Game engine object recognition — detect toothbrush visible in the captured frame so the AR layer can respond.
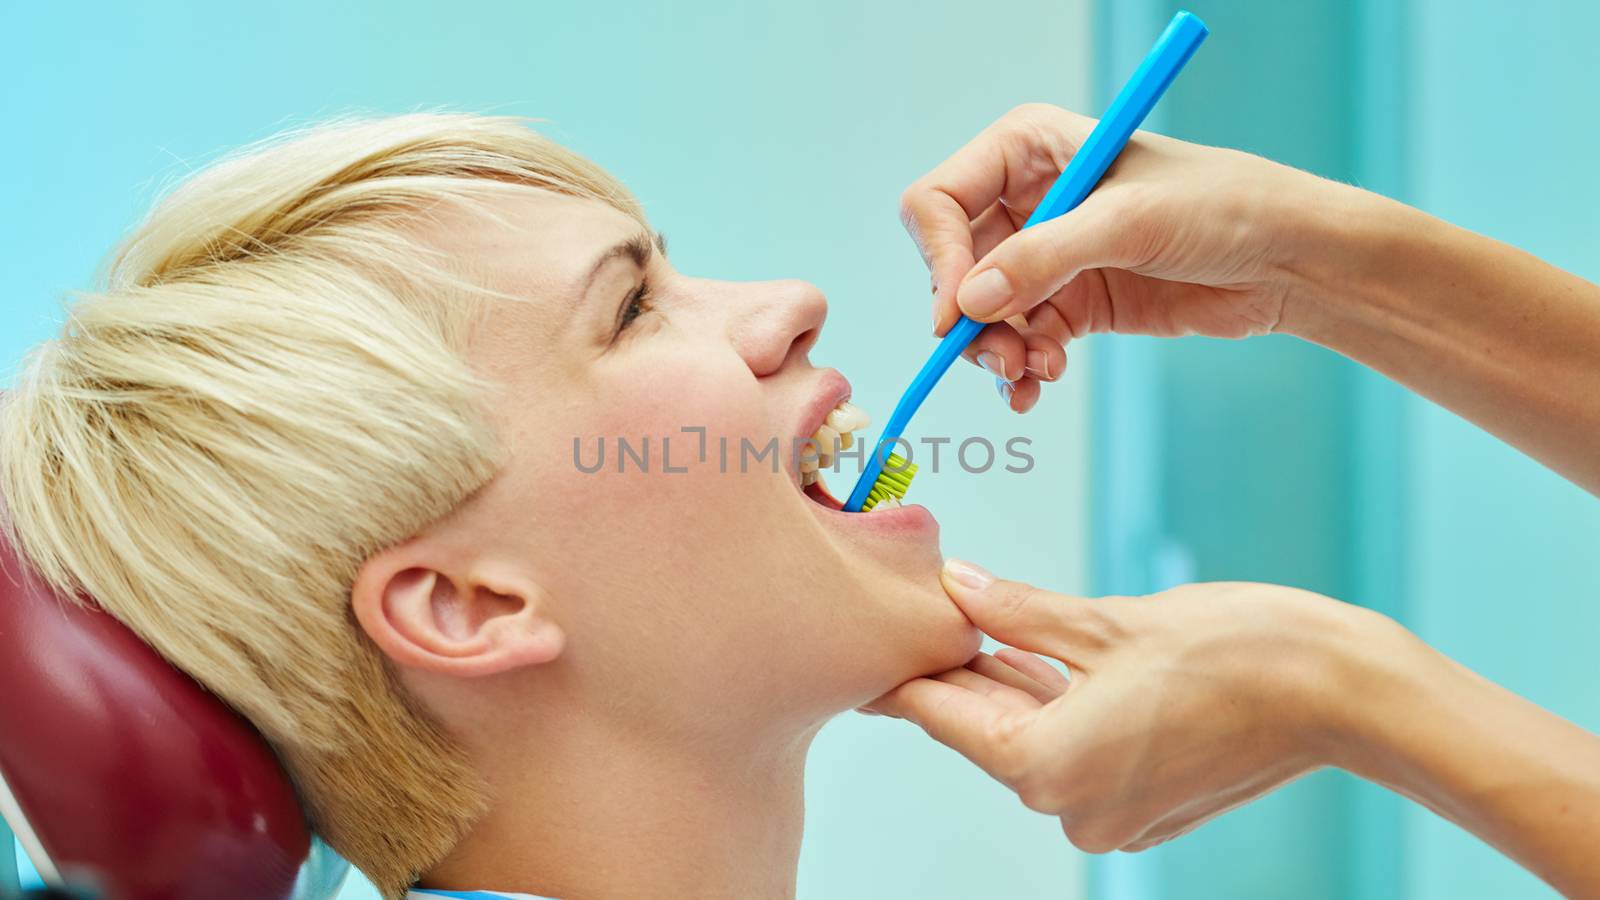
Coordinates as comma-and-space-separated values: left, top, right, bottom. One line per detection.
843, 9, 1209, 513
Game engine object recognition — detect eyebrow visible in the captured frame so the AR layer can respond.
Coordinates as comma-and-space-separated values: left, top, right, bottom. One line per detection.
582, 229, 668, 289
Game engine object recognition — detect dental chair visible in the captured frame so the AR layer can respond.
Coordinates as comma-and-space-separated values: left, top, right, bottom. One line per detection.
0, 497, 349, 900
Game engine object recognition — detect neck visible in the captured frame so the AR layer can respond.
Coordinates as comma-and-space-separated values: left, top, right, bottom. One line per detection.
423, 705, 817, 900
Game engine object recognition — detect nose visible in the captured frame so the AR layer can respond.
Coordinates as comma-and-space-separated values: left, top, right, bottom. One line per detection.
724, 279, 827, 377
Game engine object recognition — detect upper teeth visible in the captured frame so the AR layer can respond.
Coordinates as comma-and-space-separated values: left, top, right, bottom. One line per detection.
802, 399, 868, 486
825, 401, 869, 434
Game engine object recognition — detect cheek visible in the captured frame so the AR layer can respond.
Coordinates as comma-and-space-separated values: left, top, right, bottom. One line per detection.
507, 348, 802, 656
527, 347, 774, 540
588, 352, 761, 446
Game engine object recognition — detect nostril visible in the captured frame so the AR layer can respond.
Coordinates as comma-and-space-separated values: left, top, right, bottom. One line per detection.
735, 279, 828, 376
791, 326, 821, 359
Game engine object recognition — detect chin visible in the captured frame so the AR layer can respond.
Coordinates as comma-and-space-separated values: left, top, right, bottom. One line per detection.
786, 466, 979, 698
865, 507, 979, 674
900, 566, 985, 676
843, 536, 983, 703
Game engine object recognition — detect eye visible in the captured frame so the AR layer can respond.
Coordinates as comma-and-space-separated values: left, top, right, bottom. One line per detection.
616, 278, 654, 334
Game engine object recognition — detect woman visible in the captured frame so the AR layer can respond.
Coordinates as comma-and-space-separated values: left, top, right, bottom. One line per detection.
0, 114, 989, 899
871, 103, 1600, 898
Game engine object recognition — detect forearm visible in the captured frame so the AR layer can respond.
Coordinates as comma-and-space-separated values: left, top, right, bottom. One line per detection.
1328, 619, 1600, 897
1280, 182, 1600, 494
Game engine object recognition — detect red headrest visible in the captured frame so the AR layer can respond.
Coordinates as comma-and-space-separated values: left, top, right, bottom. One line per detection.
0, 512, 313, 899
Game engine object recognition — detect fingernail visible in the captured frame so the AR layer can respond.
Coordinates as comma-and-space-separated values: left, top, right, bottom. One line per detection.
1025, 350, 1048, 378
944, 558, 994, 591
959, 268, 1013, 319
976, 351, 1005, 377
996, 376, 1013, 404
932, 308, 941, 336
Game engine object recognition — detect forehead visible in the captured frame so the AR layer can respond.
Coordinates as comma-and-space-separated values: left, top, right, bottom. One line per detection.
421, 187, 646, 302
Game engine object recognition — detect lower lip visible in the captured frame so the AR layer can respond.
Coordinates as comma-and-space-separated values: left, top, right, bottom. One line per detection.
804, 480, 938, 534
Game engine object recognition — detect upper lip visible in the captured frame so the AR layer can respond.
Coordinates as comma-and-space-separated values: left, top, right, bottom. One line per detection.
792, 368, 852, 479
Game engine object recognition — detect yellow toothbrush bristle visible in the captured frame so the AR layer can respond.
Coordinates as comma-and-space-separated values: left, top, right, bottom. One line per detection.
860, 452, 917, 511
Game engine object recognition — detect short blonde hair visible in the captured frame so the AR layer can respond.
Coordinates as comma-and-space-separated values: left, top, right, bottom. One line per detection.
0, 113, 643, 898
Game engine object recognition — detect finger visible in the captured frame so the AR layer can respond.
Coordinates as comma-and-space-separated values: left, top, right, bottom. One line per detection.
933, 666, 1042, 711
1024, 300, 1076, 347
917, 193, 976, 338
940, 559, 1116, 664
912, 109, 1084, 336
963, 321, 1027, 382
970, 200, 1021, 262
955, 195, 1136, 323
909, 104, 1094, 252
1004, 375, 1040, 413
934, 201, 1026, 336
967, 650, 1062, 705
902, 128, 1020, 278
993, 647, 1072, 693
870, 677, 1040, 787
906, 155, 999, 338
1036, 270, 1113, 340
1021, 331, 1066, 382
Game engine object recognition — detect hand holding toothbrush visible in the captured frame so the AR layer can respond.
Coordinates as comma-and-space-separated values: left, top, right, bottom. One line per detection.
903, 102, 1337, 412
903, 104, 1600, 498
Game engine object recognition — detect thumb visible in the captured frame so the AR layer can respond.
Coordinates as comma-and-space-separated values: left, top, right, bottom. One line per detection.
941, 559, 1110, 664
954, 196, 1133, 323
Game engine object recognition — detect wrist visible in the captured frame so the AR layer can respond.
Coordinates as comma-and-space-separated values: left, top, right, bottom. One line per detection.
1266, 175, 1429, 345
1275, 596, 1431, 771
1246, 591, 1409, 771
1310, 604, 1462, 787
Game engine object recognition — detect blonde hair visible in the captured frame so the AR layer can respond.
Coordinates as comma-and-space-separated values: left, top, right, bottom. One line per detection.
0, 113, 643, 898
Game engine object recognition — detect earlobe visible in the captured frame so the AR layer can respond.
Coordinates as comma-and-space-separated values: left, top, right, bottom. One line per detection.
352, 550, 565, 677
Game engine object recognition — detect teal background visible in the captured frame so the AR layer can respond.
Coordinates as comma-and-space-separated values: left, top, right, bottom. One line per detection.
6, 1, 1600, 899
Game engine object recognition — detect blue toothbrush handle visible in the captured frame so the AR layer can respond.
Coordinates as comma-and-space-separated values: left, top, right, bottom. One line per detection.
844, 10, 1208, 513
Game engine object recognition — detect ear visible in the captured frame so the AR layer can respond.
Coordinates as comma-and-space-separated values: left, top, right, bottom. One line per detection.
352, 545, 565, 678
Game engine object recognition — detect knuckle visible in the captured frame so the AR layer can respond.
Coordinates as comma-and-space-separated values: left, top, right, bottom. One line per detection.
1094, 185, 1164, 268
982, 713, 1037, 783
1014, 772, 1065, 815
992, 581, 1044, 625
1006, 227, 1072, 294
898, 183, 926, 229
926, 689, 966, 731
1039, 229, 1082, 279
1077, 601, 1131, 651
1006, 101, 1060, 123
1061, 817, 1125, 854
982, 709, 1030, 750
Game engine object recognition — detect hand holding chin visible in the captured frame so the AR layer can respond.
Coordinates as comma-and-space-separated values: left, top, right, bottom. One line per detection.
865, 558, 1417, 852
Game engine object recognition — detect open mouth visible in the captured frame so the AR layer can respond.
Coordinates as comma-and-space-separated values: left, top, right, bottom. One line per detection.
796, 396, 901, 514
789, 370, 931, 532
804, 474, 845, 510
